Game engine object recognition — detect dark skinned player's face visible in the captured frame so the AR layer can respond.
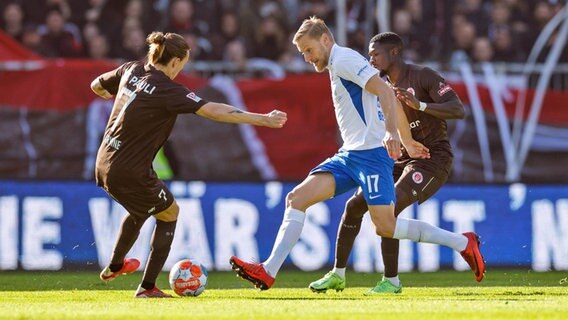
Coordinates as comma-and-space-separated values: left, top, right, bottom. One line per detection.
368, 42, 394, 73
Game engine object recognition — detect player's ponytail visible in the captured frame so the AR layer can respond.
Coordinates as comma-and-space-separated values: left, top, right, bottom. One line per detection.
146, 31, 189, 65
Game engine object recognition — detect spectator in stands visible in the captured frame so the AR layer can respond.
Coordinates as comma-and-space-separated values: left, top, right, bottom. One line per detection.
238, 0, 289, 59
453, 0, 489, 34
48, 0, 72, 21
21, 23, 46, 55
347, 28, 368, 56
87, 33, 110, 60
118, 26, 146, 61
124, 0, 145, 29
449, 20, 477, 66
122, 0, 159, 34
0, 0, 558, 65
83, 0, 132, 55
298, 0, 333, 22
22, 0, 72, 27
492, 27, 523, 62
279, 34, 307, 72
345, 0, 366, 34
391, 9, 421, 62
209, 11, 242, 60
182, 31, 212, 61
403, 0, 437, 61
503, 0, 530, 35
164, 0, 200, 35
190, 0, 221, 36
527, 0, 557, 62
224, 39, 248, 71
471, 36, 494, 62
2, 2, 24, 42
81, 21, 100, 45
39, 9, 82, 57
487, 1, 512, 42
37, 1, 83, 47
251, 15, 288, 60
84, 0, 105, 24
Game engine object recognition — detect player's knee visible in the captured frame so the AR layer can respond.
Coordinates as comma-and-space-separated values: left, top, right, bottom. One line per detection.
285, 188, 307, 211
344, 194, 367, 221
375, 224, 394, 238
370, 210, 396, 237
154, 201, 179, 222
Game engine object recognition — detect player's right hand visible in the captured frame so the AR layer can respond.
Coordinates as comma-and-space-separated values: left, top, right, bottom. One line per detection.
383, 131, 402, 160
394, 87, 419, 110
403, 139, 430, 159
265, 110, 287, 128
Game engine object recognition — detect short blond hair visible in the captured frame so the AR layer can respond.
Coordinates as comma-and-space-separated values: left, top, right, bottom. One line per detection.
292, 16, 334, 44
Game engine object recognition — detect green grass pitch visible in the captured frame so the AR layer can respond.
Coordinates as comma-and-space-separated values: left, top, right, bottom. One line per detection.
0, 270, 566, 319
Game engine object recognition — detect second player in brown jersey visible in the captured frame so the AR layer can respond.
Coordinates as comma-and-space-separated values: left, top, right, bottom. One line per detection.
309, 32, 474, 294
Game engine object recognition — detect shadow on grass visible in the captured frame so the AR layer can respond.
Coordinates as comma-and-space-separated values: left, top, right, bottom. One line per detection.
0, 270, 566, 292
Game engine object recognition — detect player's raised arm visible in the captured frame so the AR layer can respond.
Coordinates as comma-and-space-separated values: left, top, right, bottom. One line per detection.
196, 102, 287, 128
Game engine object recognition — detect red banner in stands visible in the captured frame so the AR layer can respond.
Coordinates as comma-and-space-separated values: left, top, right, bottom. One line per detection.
1, 59, 567, 181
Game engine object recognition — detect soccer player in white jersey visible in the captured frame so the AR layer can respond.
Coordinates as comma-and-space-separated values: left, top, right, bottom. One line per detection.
230, 17, 485, 291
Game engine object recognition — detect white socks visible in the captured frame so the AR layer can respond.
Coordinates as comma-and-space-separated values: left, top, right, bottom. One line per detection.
262, 208, 306, 277
332, 267, 346, 279
393, 218, 468, 252
384, 275, 400, 287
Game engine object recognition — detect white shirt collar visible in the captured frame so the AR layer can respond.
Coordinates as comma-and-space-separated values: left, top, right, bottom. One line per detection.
327, 43, 339, 70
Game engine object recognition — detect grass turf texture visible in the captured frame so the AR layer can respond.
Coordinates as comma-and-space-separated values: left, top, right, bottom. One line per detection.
0, 270, 566, 319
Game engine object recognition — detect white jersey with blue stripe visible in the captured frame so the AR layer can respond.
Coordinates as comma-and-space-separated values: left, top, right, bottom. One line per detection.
327, 44, 386, 151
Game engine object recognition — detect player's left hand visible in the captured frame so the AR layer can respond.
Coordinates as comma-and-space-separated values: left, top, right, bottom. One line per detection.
403, 139, 430, 159
382, 131, 402, 160
394, 87, 419, 110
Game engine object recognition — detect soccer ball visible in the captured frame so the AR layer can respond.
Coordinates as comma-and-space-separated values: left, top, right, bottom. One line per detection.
168, 259, 208, 297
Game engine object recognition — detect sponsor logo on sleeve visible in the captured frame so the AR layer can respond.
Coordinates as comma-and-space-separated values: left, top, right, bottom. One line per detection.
186, 92, 202, 102
437, 82, 453, 96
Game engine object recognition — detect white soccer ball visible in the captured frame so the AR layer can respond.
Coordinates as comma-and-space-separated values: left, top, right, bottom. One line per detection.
168, 259, 208, 297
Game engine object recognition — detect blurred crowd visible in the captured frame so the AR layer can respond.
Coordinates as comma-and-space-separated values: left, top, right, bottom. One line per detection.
1, 0, 567, 66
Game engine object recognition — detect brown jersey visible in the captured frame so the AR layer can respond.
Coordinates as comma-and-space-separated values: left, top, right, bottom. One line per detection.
95, 61, 207, 193
387, 64, 460, 174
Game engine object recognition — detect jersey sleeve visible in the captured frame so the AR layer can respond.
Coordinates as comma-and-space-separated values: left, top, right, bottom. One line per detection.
420, 67, 459, 103
98, 62, 135, 95
165, 86, 208, 114
334, 51, 378, 88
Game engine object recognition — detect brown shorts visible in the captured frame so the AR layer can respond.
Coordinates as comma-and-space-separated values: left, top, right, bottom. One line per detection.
394, 158, 451, 204
104, 180, 175, 218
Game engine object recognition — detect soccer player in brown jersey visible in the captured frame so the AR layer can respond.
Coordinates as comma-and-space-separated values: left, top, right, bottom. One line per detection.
309, 32, 485, 294
90, 31, 287, 298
